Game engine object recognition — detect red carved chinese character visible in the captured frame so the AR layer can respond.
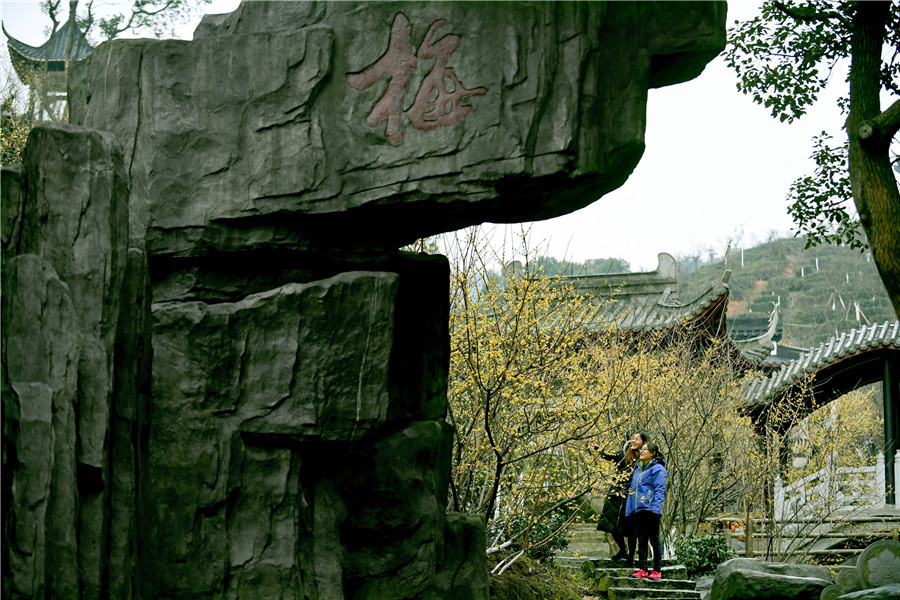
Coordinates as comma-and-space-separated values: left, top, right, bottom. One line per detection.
347, 13, 487, 144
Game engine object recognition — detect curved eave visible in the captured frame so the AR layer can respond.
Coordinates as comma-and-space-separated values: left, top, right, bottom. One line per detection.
738, 305, 780, 346
2, 21, 93, 62
3, 22, 44, 60
732, 340, 774, 367
732, 305, 780, 366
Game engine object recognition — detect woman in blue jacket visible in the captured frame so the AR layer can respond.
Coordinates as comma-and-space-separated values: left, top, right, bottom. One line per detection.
624, 441, 667, 580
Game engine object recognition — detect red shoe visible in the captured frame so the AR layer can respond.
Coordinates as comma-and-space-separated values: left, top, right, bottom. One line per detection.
648, 570, 662, 580
631, 570, 649, 578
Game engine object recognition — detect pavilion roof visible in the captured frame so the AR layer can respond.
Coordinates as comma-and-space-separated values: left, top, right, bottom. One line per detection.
555, 251, 732, 334
740, 320, 900, 408
2, 21, 94, 63
550, 247, 797, 367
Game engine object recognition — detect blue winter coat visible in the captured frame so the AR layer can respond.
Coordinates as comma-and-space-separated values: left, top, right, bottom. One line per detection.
624, 457, 667, 517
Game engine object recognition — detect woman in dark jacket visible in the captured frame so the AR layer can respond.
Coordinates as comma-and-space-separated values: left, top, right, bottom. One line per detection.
625, 441, 667, 580
594, 432, 648, 563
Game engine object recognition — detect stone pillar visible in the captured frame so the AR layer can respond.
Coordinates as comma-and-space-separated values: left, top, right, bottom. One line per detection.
895, 451, 900, 508
886, 356, 900, 504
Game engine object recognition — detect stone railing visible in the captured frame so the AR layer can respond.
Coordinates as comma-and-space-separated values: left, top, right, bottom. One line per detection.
775, 452, 899, 521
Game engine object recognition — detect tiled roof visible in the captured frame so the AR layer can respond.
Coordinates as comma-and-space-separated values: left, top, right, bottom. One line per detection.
735, 342, 775, 365
740, 320, 900, 407
3, 21, 93, 62
555, 252, 732, 333
550, 247, 801, 369
754, 343, 809, 367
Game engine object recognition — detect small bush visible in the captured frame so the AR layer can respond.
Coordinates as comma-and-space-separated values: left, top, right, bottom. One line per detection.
673, 534, 735, 578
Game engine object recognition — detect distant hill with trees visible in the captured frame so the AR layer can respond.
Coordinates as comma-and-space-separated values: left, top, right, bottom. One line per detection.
532, 255, 631, 277
678, 237, 894, 348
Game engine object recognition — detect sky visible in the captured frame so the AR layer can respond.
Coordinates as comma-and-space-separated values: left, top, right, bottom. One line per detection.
1, 0, 850, 272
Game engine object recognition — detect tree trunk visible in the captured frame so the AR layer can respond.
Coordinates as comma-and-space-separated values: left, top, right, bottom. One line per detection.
65, 1, 78, 74
847, 1, 900, 319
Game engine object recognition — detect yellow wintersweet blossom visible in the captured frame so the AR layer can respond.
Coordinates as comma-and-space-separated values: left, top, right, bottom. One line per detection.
442, 227, 636, 563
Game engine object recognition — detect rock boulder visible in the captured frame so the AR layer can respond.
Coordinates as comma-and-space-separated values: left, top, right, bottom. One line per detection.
710, 558, 833, 600
2, 122, 149, 599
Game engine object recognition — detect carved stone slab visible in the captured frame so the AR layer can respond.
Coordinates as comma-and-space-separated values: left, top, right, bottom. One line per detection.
859, 539, 900, 589
821, 539, 900, 600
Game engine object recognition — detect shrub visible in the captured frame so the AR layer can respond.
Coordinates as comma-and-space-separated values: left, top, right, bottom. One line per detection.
673, 534, 735, 578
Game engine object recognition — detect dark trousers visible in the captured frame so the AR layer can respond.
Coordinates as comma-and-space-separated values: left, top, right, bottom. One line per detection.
622, 515, 636, 566
632, 510, 662, 572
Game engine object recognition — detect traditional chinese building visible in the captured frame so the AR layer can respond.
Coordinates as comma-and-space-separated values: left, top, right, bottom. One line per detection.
547, 248, 782, 366
556, 252, 899, 503
550, 247, 814, 371
564, 251, 729, 333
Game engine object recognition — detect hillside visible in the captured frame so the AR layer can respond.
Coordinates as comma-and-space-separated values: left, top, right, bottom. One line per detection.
678, 237, 895, 348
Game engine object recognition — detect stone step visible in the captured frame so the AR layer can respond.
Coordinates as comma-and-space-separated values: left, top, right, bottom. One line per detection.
608, 575, 697, 591
569, 533, 605, 543
584, 558, 683, 570
566, 527, 610, 546
553, 556, 594, 571
568, 523, 602, 534
591, 566, 689, 592
555, 545, 611, 559
608, 585, 701, 600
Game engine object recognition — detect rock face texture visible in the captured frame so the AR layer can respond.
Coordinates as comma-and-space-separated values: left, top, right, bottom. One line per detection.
3, 1, 725, 598
144, 263, 451, 598
2, 123, 150, 599
68, 1, 725, 268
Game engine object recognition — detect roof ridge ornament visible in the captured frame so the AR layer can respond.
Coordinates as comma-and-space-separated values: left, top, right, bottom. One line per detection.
723, 242, 733, 285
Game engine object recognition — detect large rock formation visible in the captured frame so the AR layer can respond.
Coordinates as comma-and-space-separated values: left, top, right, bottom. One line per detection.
68, 0, 725, 293
3, 1, 725, 598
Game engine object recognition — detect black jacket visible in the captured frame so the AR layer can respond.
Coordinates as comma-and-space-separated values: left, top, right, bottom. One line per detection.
596, 445, 635, 533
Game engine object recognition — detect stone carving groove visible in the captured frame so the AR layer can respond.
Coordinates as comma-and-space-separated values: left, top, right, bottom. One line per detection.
2, 2, 725, 598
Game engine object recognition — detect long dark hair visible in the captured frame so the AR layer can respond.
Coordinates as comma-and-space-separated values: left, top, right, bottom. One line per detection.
624, 431, 651, 465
